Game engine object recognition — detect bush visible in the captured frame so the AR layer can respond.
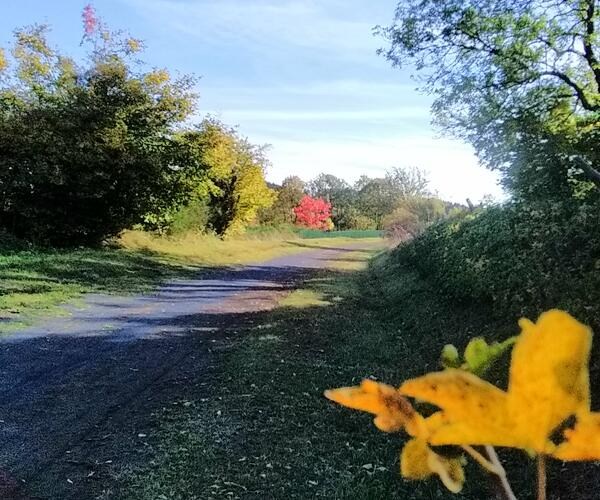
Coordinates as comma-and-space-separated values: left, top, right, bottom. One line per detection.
383, 197, 445, 242
0, 25, 197, 246
347, 214, 378, 230
391, 199, 600, 320
168, 200, 210, 235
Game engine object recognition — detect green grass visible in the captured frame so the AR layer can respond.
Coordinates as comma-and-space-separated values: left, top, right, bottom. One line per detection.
297, 229, 383, 239
108, 248, 600, 500
278, 288, 332, 308
243, 224, 383, 240
0, 230, 383, 334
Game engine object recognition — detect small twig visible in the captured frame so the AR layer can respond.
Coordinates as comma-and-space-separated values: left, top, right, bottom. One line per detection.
485, 445, 518, 500
537, 454, 547, 500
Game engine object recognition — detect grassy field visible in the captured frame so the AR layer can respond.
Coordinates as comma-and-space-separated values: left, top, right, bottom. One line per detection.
244, 225, 383, 240
106, 247, 600, 500
297, 229, 383, 239
0, 230, 382, 333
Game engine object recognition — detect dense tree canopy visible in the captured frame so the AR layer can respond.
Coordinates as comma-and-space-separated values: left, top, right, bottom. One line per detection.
255, 166, 444, 233
379, 0, 600, 198
185, 118, 275, 236
0, 23, 197, 245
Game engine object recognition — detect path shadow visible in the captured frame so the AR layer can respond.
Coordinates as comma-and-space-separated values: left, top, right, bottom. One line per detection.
0, 264, 346, 500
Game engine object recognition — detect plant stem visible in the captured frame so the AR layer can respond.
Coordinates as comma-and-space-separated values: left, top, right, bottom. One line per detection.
537, 454, 547, 500
462, 445, 500, 474
484, 445, 518, 500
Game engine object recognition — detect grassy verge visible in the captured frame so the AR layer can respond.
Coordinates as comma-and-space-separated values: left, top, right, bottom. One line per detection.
109, 249, 599, 500
0, 230, 382, 333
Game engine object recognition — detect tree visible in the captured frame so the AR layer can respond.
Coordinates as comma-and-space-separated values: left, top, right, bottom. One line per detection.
192, 118, 275, 236
258, 175, 305, 225
378, 0, 600, 192
293, 195, 332, 230
386, 166, 429, 198
356, 178, 395, 229
307, 173, 356, 228
0, 17, 197, 246
356, 167, 430, 228
307, 173, 351, 201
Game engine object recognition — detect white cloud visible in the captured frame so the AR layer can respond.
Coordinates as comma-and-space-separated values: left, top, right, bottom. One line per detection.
128, 0, 381, 59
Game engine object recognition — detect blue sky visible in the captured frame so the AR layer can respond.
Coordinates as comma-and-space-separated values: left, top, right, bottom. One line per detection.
1, 0, 503, 202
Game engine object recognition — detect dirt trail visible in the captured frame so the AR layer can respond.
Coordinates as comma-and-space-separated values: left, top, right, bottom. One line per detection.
0, 243, 376, 499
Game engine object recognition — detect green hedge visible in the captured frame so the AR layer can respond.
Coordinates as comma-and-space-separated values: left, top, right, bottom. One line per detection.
390, 200, 600, 321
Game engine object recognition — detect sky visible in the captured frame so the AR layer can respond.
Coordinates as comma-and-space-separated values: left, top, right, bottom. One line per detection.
1, 0, 504, 203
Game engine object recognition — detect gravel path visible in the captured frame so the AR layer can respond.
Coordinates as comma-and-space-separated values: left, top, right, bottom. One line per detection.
0, 243, 375, 499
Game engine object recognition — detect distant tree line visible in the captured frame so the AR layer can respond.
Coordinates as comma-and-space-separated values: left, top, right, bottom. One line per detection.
259, 167, 461, 239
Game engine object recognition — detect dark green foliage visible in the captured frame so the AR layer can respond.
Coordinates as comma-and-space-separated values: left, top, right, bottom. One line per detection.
0, 25, 198, 246
0, 20, 276, 245
167, 199, 210, 235
392, 199, 600, 322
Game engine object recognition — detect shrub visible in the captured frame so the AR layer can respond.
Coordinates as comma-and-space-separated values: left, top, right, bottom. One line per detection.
347, 213, 378, 230
168, 199, 210, 235
293, 195, 332, 230
383, 197, 445, 242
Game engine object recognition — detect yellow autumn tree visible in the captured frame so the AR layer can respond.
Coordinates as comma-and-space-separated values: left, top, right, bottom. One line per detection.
191, 117, 275, 236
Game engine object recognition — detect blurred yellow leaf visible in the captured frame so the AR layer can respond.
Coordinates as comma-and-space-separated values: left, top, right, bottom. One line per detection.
400, 310, 592, 454
401, 438, 464, 493
325, 379, 425, 435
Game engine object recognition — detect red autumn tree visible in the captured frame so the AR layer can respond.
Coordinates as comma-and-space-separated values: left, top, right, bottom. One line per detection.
293, 195, 332, 230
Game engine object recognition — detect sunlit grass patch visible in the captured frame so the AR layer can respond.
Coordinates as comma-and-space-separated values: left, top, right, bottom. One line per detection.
119, 230, 384, 265
119, 230, 303, 266
1, 230, 383, 334
327, 249, 377, 271
278, 289, 331, 308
